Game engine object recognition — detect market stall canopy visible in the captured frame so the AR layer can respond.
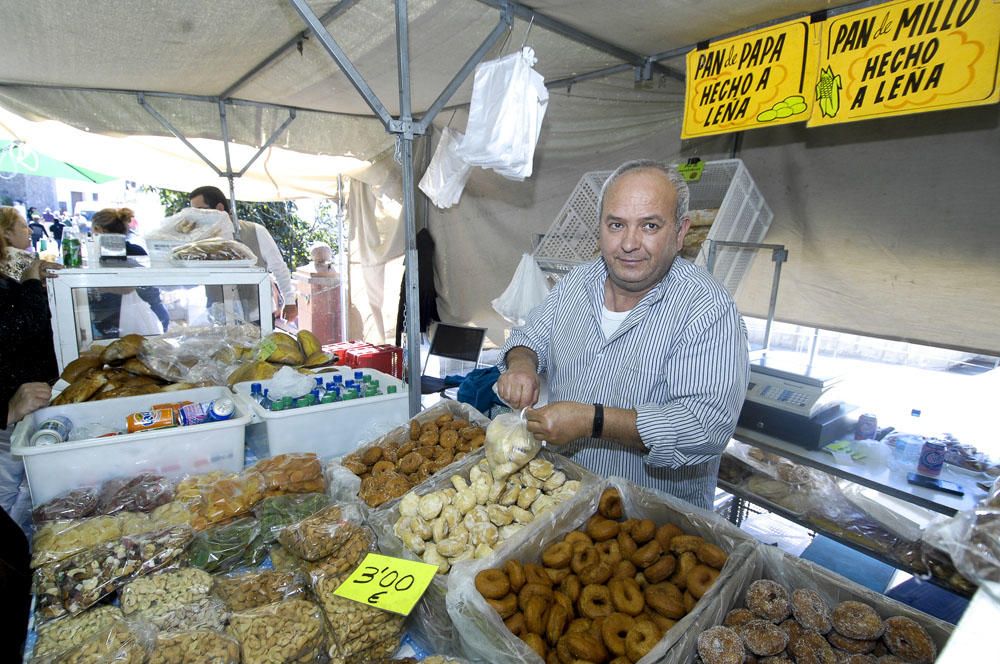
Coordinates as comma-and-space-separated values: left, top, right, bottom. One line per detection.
0, 139, 116, 184
0, 0, 836, 158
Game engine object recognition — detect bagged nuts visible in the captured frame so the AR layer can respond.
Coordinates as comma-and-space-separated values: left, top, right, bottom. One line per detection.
32, 488, 99, 524
32, 605, 124, 660
254, 492, 331, 542
278, 505, 360, 562
150, 629, 240, 664
227, 598, 327, 664
31, 516, 120, 568
251, 453, 326, 496
35, 621, 151, 664
138, 596, 229, 633
313, 572, 404, 649
120, 568, 214, 615
213, 569, 308, 611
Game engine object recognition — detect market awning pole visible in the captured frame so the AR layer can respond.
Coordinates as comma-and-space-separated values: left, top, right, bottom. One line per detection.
218, 100, 241, 240
336, 174, 348, 342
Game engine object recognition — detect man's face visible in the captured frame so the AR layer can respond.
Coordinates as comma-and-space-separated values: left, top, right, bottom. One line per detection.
189, 195, 224, 211
599, 169, 690, 295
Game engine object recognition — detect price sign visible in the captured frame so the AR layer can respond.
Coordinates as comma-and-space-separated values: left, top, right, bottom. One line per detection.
333, 553, 439, 615
677, 160, 705, 182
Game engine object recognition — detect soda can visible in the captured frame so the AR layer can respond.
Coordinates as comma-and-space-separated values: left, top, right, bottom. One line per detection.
126, 408, 177, 433
917, 440, 946, 477
854, 413, 878, 440
30, 415, 73, 446
61, 237, 82, 267
179, 398, 235, 426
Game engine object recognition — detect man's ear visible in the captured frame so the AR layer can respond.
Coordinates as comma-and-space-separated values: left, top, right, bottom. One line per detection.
216, 203, 226, 212
676, 215, 692, 242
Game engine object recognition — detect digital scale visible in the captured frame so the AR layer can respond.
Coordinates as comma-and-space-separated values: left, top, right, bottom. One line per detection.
738, 355, 856, 449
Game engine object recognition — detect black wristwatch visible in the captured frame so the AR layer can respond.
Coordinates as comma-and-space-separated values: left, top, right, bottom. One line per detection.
592, 403, 604, 438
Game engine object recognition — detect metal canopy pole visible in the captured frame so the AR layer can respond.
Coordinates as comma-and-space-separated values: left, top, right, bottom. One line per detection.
706, 240, 788, 352
218, 99, 241, 238
290, 0, 512, 417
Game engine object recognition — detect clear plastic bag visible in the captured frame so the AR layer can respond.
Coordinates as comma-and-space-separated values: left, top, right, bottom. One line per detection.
485, 409, 540, 480
227, 598, 327, 664
97, 473, 175, 514
32, 487, 99, 524
147, 208, 234, 243
277, 504, 364, 562
32, 516, 121, 568
312, 569, 405, 656
150, 629, 241, 664
189, 471, 266, 529
254, 492, 332, 542
491, 253, 550, 326
213, 568, 309, 612
419, 126, 473, 209
923, 507, 1000, 599
251, 453, 326, 496
32, 620, 155, 664
456, 47, 549, 181
170, 238, 256, 262
138, 324, 260, 386
120, 567, 214, 616
32, 605, 124, 662
186, 516, 267, 574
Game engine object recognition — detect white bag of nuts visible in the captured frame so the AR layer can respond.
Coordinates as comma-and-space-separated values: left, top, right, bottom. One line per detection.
31, 605, 124, 661
149, 629, 240, 664
32, 620, 154, 664
227, 598, 327, 664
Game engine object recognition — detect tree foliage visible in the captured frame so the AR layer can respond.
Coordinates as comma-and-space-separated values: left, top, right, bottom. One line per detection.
156, 188, 339, 271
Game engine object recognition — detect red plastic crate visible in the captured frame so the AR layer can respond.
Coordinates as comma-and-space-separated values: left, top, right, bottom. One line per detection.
345, 345, 404, 379
323, 340, 372, 364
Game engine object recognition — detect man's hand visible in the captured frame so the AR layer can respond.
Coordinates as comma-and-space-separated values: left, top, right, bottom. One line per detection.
6, 383, 51, 427
525, 401, 593, 446
496, 366, 539, 409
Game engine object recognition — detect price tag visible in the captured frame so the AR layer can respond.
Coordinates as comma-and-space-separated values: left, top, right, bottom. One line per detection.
255, 338, 277, 361
333, 553, 438, 615
677, 160, 705, 182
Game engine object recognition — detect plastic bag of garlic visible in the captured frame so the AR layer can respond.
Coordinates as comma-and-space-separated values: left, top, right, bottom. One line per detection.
485, 409, 542, 481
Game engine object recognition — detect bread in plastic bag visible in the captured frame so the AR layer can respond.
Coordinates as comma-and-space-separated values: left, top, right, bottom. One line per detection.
32, 618, 154, 664
137, 323, 259, 386
147, 208, 234, 243
923, 506, 1000, 599
254, 492, 332, 542
32, 605, 124, 662
149, 629, 240, 664
97, 473, 175, 514
419, 126, 473, 209
32, 516, 121, 568
485, 409, 540, 480
251, 452, 326, 497
32, 487, 99, 524
445, 476, 760, 664
227, 598, 327, 664
170, 238, 256, 262
213, 568, 309, 611
120, 567, 214, 615
148, 500, 196, 529
491, 253, 550, 327
186, 516, 267, 574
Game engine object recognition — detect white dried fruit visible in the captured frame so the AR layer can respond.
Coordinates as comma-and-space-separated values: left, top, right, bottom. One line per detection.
454, 488, 476, 514
488, 480, 504, 504
473, 478, 491, 505
450, 476, 469, 492
487, 504, 513, 527
431, 516, 449, 543
528, 459, 555, 480
441, 504, 462, 529
451, 547, 476, 564
441, 488, 457, 502
398, 493, 420, 518
474, 542, 494, 559
422, 543, 449, 574
469, 522, 499, 548
509, 506, 534, 524
401, 531, 426, 555
499, 480, 520, 506
412, 516, 433, 540
542, 470, 567, 492
418, 492, 445, 521
517, 486, 541, 510
436, 537, 467, 558
521, 472, 544, 489
449, 523, 469, 544
469, 466, 485, 486
531, 494, 556, 515
464, 506, 489, 530
393, 516, 414, 540
499, 523, 524, 540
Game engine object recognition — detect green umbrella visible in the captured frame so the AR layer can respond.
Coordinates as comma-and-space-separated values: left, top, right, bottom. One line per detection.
0, 140, 116, 183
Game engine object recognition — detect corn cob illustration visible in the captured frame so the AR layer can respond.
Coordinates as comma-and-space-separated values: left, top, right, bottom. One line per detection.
815, 66, 842, 118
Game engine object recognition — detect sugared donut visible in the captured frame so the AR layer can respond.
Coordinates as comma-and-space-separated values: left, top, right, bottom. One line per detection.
487, 593, 518, 619
475, 568, 511, 599
524, 562, 553, 587
608, 577, 645, 616
586, 515, 620, 542
696, 542, 728, 569
828, 629, 877, 653
644, 553, 676, 583
645, 611, 676, 633
645, 582, 685, 619
790, 588, 832, 634
571, 546, 601, 575
578, 561, 614, 585
544, 566, 570, 584
788, 630, 837, 663
523, 595, 550, 635
505, 559, 526, 592
521, 632, 547, 659
723, 608, 756, 627
669, 534, 705, 555
504, 611, 525, 636
564, 531, 593, 548
655, 523, 684, 550
596, 540, 622, 565
545, 602, 570, 646
669, 551, 698, 591
687, 564, 720, 599
881, 615, 936, 664
745, 580, 791, 623
579, 584, 613, 619
624, 620, 662, 662
631, 518, 656, 544
598, 487, 624, 520
738, 619, 789, 656
518, 582, 553, 612
614, 560, 637, 580
601, 612, 632, 656
560, 632, 608, 662
683, 590, 696, 614
841, 655, 878, 664
778, 618, 805, 650
559, 574, 582, 603
551, 590, 574, 616
831, 601, 884, 640
630, 540, 663, 569
697, 626, 746, 664
617, 531, 638, 558
541, 541, 573, 569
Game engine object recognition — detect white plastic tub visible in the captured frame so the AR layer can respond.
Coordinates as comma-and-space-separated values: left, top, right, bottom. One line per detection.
232, 366, 408, 460
11, 386, 249, 505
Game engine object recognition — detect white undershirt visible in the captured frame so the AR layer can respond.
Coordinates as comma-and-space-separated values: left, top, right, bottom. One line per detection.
600, 305, 631, 339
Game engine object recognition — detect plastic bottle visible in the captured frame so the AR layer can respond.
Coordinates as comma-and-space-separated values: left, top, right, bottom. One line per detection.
354, 371, 364, 382
269, 400, 286, 412
260, 388, 272, 411
61, 226, 82, 267
387, 385, 397, 394
250, 383, 263, 403
86, 232, 99, 267
314, 377, 325, 397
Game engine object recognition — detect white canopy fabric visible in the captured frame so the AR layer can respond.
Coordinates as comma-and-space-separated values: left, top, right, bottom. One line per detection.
1, 0, 998, 354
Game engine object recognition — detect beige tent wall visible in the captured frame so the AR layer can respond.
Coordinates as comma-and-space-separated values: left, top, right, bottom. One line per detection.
736, 104, 1000, 355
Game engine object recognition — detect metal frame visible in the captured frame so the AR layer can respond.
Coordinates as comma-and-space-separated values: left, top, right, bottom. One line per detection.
706, 239, 787, 352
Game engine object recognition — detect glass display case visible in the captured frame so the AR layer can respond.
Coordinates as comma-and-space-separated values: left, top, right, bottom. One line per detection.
47, 264, 273, 372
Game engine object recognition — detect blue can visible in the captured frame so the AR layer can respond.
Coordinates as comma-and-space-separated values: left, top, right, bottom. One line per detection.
917, 440, 945, 477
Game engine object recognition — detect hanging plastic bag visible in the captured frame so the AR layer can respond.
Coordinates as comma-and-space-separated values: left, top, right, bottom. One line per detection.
419, 127, 473, 209
119, 290, 165, 337
456, 47, 548, 181
491, 253, 550, 326
484, 409, 542, 480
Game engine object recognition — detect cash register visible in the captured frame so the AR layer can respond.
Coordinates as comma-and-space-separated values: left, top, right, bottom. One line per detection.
738, 355, 856, 449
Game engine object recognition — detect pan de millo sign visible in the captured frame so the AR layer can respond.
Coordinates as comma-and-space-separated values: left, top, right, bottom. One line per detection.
682, 19, 815, 138
807, 0, 1000, 126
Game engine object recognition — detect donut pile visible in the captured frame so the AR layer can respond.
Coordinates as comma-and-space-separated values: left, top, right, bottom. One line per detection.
474, 487, 729, 663
696, 580, 938, 664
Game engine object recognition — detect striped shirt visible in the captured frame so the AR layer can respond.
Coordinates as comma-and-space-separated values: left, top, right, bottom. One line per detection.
498, 256, 750, 509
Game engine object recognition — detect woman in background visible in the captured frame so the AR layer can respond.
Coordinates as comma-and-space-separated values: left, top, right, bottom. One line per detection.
89, 208, 170, 337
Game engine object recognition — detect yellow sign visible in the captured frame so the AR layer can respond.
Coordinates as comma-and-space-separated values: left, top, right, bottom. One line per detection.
333, 552, 438, 615
809, 0, 1000, 126
682, 19, 815, 138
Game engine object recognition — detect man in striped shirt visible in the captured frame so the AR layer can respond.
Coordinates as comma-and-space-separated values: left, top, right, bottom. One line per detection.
496, 160, 749, 509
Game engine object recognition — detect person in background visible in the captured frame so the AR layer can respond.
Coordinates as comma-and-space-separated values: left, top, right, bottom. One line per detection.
49, 213, 65, 248
1, 207, 61, 282
27, 214, 48, 251
42, 207, 54, 224
188, 186, 297, 322
88, 208, 170, 336
496, 160, 750, 509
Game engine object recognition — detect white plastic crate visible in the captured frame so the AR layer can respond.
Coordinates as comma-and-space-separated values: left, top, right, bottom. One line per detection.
533, 159, 773, 295
11, 386, 249, 505
232, 366, 408, 460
